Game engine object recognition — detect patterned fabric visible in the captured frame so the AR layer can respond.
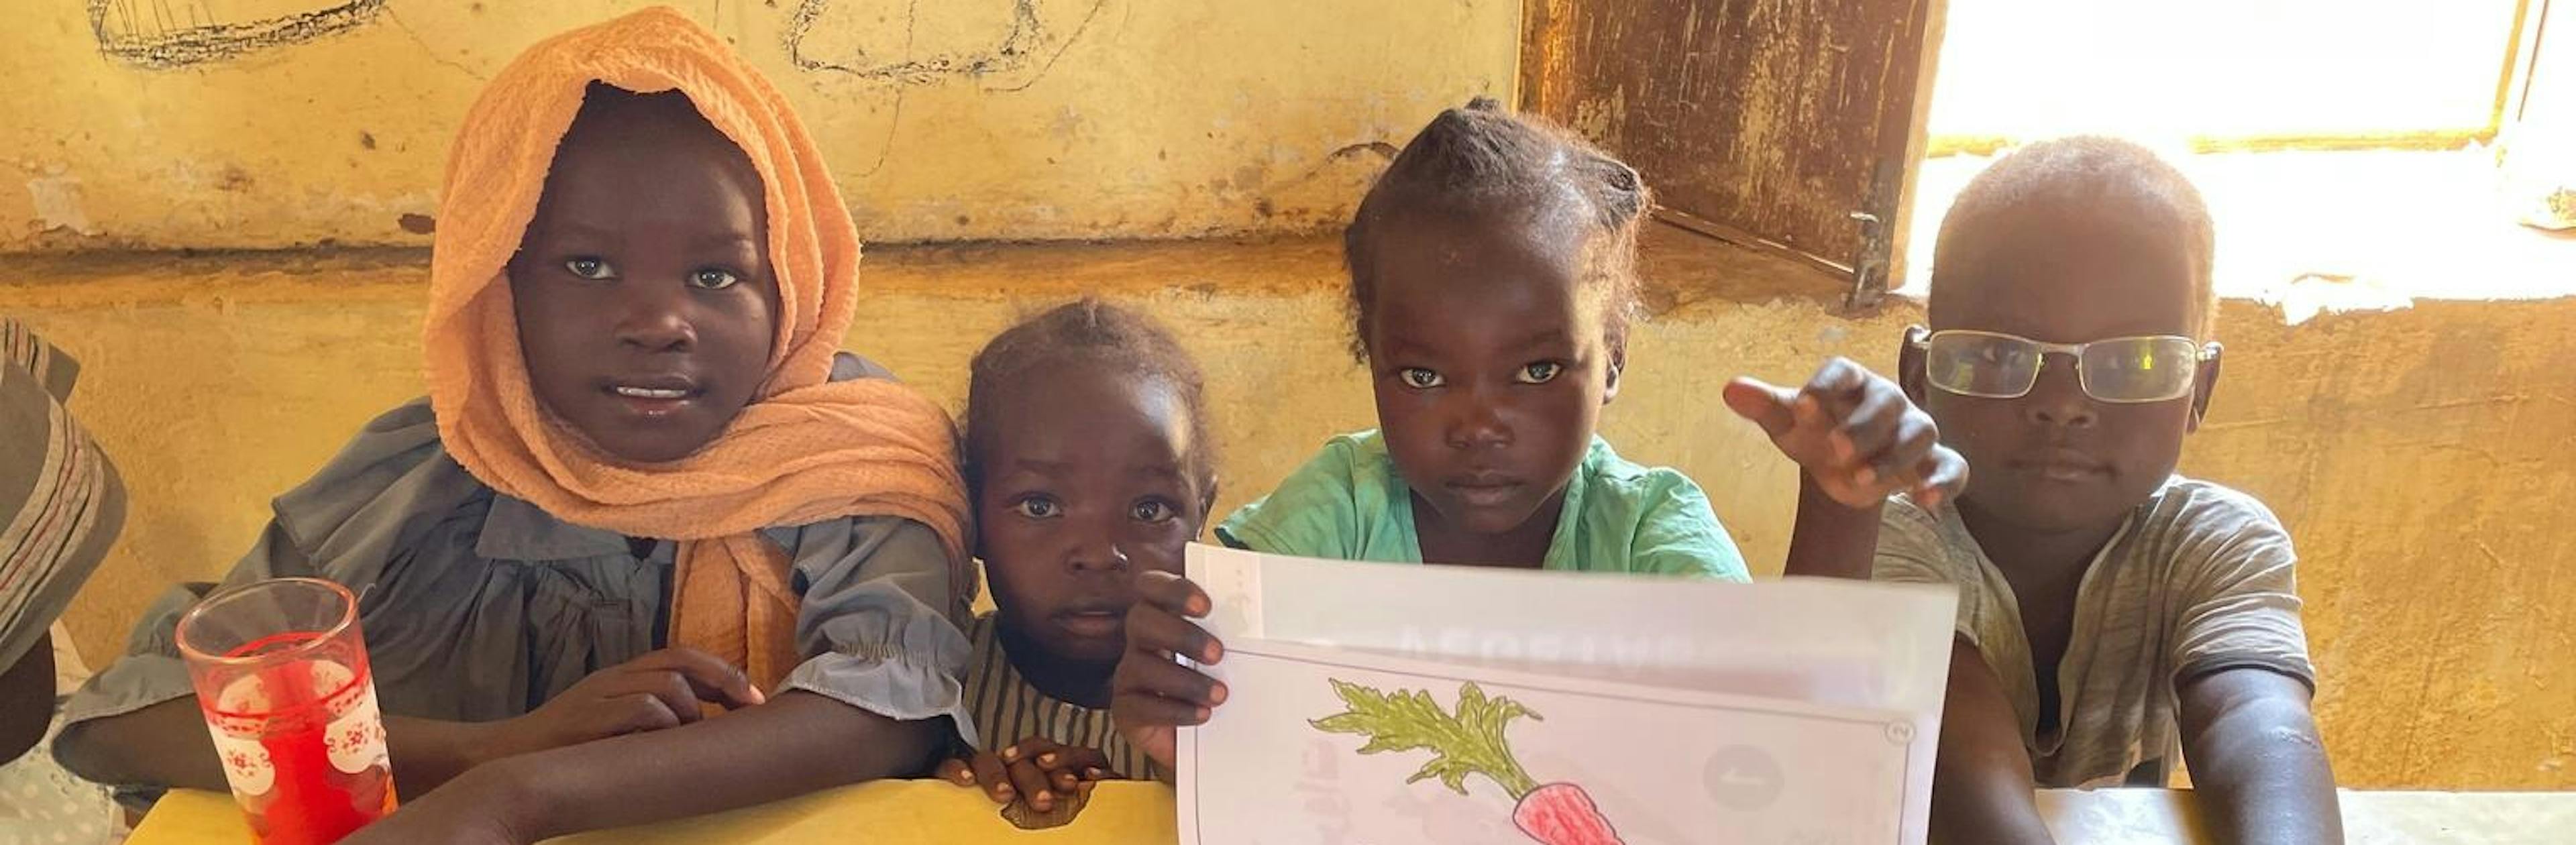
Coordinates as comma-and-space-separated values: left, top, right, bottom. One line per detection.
0, 319, 124, 675
0, 626, 119, 844
1872, 477, 2315, 787
959, 613, 1153, 779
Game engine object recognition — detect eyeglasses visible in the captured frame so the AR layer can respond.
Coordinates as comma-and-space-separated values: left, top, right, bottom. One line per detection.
1909, 327, 2215, 403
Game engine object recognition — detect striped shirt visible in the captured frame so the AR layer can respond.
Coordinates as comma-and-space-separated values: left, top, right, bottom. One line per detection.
1872, 477, 2314, 787
0, 319, 123, 672
960, 612, 1154, 779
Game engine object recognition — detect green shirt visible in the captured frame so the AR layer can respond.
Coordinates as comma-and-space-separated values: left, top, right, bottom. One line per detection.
1218, 431, 1750, 580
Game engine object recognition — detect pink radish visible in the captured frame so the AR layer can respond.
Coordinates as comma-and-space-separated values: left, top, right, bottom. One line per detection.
1513, 781, 1625, 845
1312, 680, 1626, 845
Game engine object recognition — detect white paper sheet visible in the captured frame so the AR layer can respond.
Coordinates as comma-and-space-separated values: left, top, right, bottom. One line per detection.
1178, 544, 1958, 845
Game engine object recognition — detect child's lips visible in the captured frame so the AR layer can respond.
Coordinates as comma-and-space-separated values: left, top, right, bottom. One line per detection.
602, 379, 704, 418
1445, 473, 1526, 507
2013, 449, 2108, 482
1054, 610, 1124, 638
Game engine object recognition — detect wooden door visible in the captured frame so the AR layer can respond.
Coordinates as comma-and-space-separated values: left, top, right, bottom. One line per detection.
1521, 0, 1947, 308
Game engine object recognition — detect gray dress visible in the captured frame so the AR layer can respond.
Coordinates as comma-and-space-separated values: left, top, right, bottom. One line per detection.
60, 393, 973, 777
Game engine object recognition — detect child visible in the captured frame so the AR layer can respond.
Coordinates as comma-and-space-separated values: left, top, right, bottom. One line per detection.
54, 10, 975, 842
0, 319, 125, 842
1874, 137, 2339, 844
932, 300, 1214, 820
1112, 99, 1968, 769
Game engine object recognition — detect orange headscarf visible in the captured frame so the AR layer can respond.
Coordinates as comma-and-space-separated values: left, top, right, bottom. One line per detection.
423, 7, 969, 691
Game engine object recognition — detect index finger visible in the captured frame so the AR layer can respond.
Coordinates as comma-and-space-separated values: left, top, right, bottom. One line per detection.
632, 647, 766, 709
1798, 357, 1873, 408
1134, 571, 1211, 618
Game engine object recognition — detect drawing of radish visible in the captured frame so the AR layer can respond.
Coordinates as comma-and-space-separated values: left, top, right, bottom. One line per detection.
1311, 679, 1625, 845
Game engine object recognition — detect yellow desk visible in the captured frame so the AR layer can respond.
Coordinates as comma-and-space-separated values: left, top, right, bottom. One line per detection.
128, 781, 1177, 844
131, 783, 2572, 844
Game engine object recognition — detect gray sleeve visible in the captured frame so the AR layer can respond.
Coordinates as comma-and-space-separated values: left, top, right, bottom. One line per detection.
60, 399, 470, 729
2166, 493, 2316, 689
58, 522, 307, 727
776, 516, 974, 740
1870, 497, 1980, 644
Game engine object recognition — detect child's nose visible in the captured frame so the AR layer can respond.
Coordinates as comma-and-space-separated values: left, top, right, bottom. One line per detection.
614, 282, 698, 351
2025, 355, 2098, 428
1066, 534, 1130, 573
1442, 390, 1512, 449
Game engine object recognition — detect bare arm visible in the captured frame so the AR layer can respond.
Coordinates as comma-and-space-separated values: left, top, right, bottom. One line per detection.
2178, 667, 2342, 845
365, 691, 939, 843
54, 698, 500, 796
1, 634, 55, 764
1930, 637, 2056, 845
1782, 475, 1880, 579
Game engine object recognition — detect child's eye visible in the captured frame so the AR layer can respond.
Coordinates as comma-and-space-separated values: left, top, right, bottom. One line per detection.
1399, 368, 1445, 389
1130, 499, 1179, 524
564, 258, 616, 280
1010, 496, 1061, 520
1515, 361, 1564, 384
689, 268, 742, 290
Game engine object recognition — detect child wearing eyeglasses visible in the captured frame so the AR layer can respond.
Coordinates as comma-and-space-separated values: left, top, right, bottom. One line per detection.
1876, 137, 2341, 844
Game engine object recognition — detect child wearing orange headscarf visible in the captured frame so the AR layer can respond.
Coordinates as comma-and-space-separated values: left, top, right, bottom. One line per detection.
56, 9, 974, 840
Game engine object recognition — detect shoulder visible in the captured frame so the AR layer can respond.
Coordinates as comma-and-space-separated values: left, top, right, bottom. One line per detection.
270, 398, 490, 561
1576, 439, 1748, 580
2133, 475, 2298, 582
1579, 437, 1692, 498
1870, 493, 1980, 584
775, 514, 952, 571
1217, 431, 1385, 554
2142, 476, 2288, 537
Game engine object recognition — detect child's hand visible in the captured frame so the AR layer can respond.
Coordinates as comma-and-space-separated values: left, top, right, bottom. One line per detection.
486, 646, 764, 761
1723, 357, 1969, 510
937, 737, 1122, 810
1110, 570, 1228, 771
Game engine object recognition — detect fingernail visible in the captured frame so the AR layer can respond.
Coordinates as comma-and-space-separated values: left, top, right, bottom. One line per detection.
1035, 791, 1053, 809
1201, 644, 1221, 663
1038, 752, 1057, 766
1194, 706, 1212, 722
1855, 467, 1876, 486
1086, 767, 1104, 778
996, 785, 1014, 797
1002, 746, 1020, 761
1210, 683, 1229, 704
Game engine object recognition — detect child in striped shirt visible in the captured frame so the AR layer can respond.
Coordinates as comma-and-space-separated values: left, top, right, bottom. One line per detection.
936, 300, 1215, 822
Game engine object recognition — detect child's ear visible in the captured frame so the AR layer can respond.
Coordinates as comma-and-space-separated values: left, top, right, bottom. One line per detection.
2187, 342, 2223, 433
1601, 335, 1627, 405
1897, 325, 1931, 406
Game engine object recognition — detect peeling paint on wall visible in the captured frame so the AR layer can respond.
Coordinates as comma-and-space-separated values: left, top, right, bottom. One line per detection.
24, 172, 98, 236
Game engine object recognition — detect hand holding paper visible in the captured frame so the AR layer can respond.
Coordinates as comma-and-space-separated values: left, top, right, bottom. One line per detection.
1110, 570, 1228, 771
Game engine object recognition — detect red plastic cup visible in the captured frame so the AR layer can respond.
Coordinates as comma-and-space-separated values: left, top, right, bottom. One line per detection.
176, 578, 397, 845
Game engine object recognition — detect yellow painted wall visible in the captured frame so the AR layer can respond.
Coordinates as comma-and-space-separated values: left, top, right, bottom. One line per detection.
4, 240, 2571, 791
4, 0, 2571, 801
0, 1, 1515, 250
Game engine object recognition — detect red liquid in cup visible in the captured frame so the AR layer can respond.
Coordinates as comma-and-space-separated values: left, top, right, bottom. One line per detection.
199, 632, 397, 845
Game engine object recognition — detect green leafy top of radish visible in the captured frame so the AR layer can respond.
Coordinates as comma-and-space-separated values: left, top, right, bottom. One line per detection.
1309, 679, 1543, 800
